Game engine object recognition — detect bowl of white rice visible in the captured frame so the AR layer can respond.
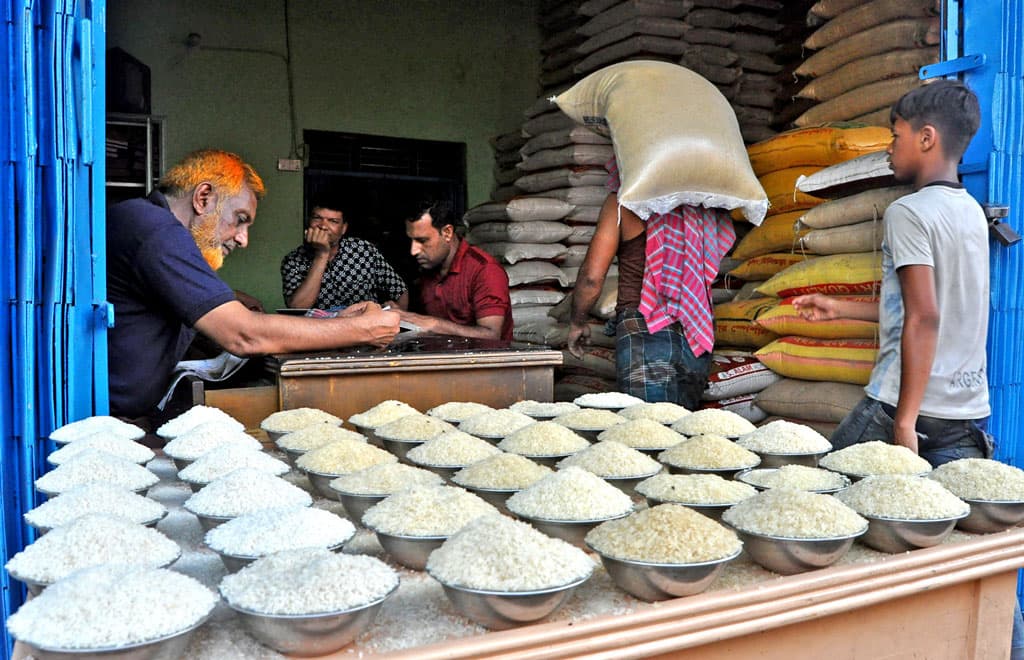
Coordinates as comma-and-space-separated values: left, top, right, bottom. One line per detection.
296, 438, 398, 498
735, 421, 833, 468
275, 425, 367, 469
509, 400, 580, 420
162, 421, 263, 471
585, 505, 743, 601
596, 418, 686, 455
156, 405, 244, 440
555, 441, 662, 498
657, 434, 761, 479
403, 430, 502, 478
328, 463, 444, 523
34, 449, 159, 496
177, 445, 291, 492
348, 400, 419, 446
928, 458, 1024, 533
635, 473, 757, 521
451, 454, 552, 512
819, 440, 932, 481
46, 433, 155, 467
670, 408, 756, 439
48, 415, 146, 445
259, 407, 342, 443
220, 548, 399, 656
497, 421, 590, 467
618, 402, 691, 426
552, 408, 627, 442
458, 409, 536, 442
735, 465, 851, 495
23, 482, 167, 534
572, 391, 644, 411
427, 401, 495, 424
184, 468, 313, 532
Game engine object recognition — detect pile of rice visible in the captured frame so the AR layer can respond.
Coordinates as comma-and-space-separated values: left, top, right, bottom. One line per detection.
220, 548, 398, 615
348, 400, 418, 428
426, 515, 594, 591
739, 466, 848, 492
204, 506, 355, 557
178, 445, 289, 485
586, 504, 741, 563
819, 440, 932, 477
553, 408, 627, 431
458, 409, 535, 438
427, 401, 494, 423
5, 514, 180, 584
929, 458, 1024, 501
260, 407, 342, 434
7, 565, 216, 650
573, 392, 644, 409
362, 485, 498, 536
35, 449, 159, 495
498, 421, 590, 456
506, 467, 634, 521
276, 425, 366, 452
184, 468, 312, 518
329, 463, 443, 496
162, 422, 262, 462
451, 453, 552, 490
405, 431, 502, 467
635, 473, 756, 505
618, 402, 691, 425
735, 420, 832, 455
49, 416, 145, 444
23, 483, 167, 530
556, 441, 661, 478
157, 405, 244, 438
597, 419, 685, 450
722, 488, 868, 539
374, 414, 454, 442
296, 438, 397, 475
836, 475, 969, 520
671, 409, 756, 437
509, 400, 580, 418
658, 435, 760, 470
47, 434, 155, 466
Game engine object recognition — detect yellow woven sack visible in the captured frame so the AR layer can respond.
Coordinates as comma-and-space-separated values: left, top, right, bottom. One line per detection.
759, 166, 826, 216
755, 337, 878, 385
747, 126, 894, 177
729, 253, 808, 281
756, 252, 881, 298
731, 211, 809, 261
714, 298, 779, 348
755, 296, 879, 339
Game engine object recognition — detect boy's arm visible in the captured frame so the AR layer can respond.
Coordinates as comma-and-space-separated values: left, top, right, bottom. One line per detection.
893, 264, 940, 453
791, 293, 880, 322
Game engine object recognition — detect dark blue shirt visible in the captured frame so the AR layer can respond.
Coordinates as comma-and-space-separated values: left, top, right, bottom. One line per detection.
107, 191, 235, 417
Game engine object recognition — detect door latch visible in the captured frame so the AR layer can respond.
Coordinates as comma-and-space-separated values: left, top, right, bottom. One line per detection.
984, 205, 1019, 247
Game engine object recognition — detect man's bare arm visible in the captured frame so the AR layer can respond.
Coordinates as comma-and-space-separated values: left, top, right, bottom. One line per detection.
397, 310, 504, 340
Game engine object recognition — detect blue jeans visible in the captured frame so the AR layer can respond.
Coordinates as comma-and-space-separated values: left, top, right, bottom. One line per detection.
615, 309, 711, 410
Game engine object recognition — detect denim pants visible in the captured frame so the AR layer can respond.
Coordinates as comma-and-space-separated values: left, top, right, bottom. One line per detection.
614, 309, 711, 410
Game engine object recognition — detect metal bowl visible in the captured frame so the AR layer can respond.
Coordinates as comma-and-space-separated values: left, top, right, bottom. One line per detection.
828, 468, 931, 483
305, 469, 345, 499
643, 498, 733, 522
12, 550, 182, 597
226, 585, 397, 657
170, 457, 194, 473
736, 527, 867, 575
430, 574, 591, 630
329, 489, 388, 524
351, 423, 384, 448
514, 452, 575, 469
513, 511, 632, 549
372, 530, 447, 570
563, 428, 604, 443
589, 545, 741, 602
465, 431, 507, 445
276, 445, 306, 470
36, 482, 153, 498
30, 509, 168, 537
860, 512, 968, 553
459, 485, 519, 513
734, 468, 851, 495
752, 450, 828, 469
663, 463, 758, 480
957, 499, 1024, 534
262, 429, 288, 443
20, 614, 210, 660
192, 511, 235, 533
409, 463, 462, 482
215, 538, 351, 573
379, 437, 425, 463
601, 469, 663, 499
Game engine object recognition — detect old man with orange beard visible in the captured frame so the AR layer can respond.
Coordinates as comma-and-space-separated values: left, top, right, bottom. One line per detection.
106, 149, 399, 425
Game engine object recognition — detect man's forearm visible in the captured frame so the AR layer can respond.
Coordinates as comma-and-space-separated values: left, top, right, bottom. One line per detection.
571, 276, 603, 326
286, 257, 330, 308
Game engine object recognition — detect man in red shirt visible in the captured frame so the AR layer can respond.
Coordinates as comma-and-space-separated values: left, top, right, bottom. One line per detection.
400, 200, 513, 341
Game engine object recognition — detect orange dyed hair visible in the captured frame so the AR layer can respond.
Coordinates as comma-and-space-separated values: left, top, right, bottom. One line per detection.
158, 149, 265, 201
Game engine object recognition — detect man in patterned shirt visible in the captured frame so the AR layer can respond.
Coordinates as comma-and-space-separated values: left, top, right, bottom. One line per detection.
280, 197, 408, 310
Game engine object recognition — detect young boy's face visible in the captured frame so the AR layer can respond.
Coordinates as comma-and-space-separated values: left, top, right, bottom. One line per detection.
887, 117, 923, 183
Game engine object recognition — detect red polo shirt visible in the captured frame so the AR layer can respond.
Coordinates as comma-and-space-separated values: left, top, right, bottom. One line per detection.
416, 239, 513, 341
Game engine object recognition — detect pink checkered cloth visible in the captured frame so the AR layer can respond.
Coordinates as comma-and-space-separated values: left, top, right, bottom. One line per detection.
606, 159, 735, 356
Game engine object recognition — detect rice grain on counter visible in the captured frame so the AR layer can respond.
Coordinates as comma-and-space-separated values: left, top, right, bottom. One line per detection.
34, 449, 159, 495
740, 465, 848, 492
458, 409, 536, 437
205, 506, 355, 557
157, 405, 244, 438
635, 473, 756, 505
671, 409, 756, 437
374, 414, 454, 442
220, 548, 398, 615
573, 392, 644, 409
260, 407, 342, 434
723, 488, 867, 539
7, 565, 217, 650
162, 422, 263, 461
427, 401, 495, 423
556, 441, 661, 478
819, 440, 932, 477
506, 466, 633, 521
586, 504, 741, 563
296, 438, 397, 475
329, 463, 444, 495
498, 421, 590, 456
618, 402, 691, 425
47, 433, 155, 466
23, 483, 167, 530
735, 420, 832, 454
178, 445, 290, 484
929, 458, 1024, 501
553, 408, 627, 431
597, 418, 685, 449
451, 453, 552, 490
276, 424, 367, 452
836, 475, 969, 519
510, 400, 580, 418
5, 514, 180, 584
427, 515, 594, 591
362, 485, 498, 536
658, 435, 760, 470
406, 431, 502, 467
49, 415, 145, 443
184, 468, 312, 518
348, 400, 418, 428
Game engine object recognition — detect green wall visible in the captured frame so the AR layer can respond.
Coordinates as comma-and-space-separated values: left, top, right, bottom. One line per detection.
107, 0, 540, 309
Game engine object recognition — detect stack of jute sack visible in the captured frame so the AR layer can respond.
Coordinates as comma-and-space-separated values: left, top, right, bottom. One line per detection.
537, 0, 589, 95
792, 0, 940, 127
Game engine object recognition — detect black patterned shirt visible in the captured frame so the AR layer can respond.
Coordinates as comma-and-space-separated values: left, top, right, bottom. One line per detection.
280, 238, 407, 309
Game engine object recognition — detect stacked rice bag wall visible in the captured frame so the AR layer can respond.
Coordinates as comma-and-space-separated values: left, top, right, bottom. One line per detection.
710, 126, 893, 435
792, 0, 940, 128
770, 0, 820, 133
489, 132, 526, 203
